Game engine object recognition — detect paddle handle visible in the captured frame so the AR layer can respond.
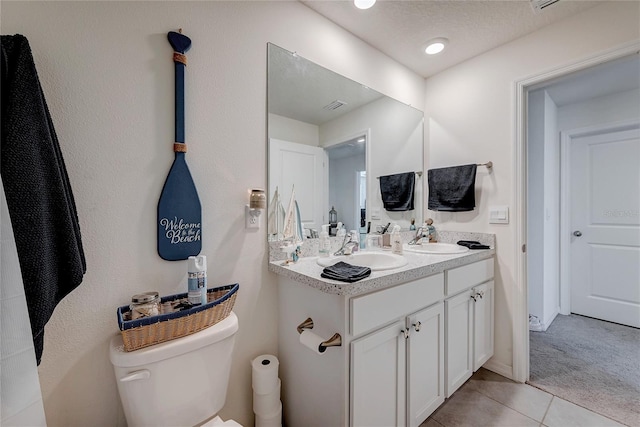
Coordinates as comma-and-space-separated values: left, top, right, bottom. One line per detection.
168, 30, 191, 147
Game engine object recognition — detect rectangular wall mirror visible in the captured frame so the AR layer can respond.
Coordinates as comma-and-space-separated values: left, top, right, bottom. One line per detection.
267, 43, 424, 246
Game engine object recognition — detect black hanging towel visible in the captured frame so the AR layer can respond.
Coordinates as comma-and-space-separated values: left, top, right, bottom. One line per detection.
379, 171, 415, 211
1, 34, 86, 364
428, 164, 477, 211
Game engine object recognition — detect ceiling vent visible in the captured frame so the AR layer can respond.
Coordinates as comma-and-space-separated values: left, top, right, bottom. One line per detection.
530, 0, 560, 13
323, 100, 347, 111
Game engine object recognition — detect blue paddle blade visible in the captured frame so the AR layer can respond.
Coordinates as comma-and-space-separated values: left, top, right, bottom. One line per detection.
168, 31, 191, 54
158, 152, 201, 260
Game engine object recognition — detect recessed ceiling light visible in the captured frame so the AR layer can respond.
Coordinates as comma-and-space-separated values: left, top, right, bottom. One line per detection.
354, 0, 376, 10
425, 38, 448, 55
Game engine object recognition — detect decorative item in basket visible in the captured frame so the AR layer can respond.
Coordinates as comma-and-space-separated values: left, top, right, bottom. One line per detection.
117, 284, 238, 352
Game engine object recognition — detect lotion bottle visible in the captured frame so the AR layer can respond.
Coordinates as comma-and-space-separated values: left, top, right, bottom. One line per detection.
319, 225, 330, 257
391, 225, 403, 255
188, 255, 207, 305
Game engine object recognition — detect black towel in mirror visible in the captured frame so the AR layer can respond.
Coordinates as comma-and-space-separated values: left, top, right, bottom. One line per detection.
379, 172, 415, 211
321, 261, 371, 283
428, 164, 477, 211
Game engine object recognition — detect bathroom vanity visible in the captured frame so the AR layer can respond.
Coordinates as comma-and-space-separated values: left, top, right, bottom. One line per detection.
269, 234, 495, 427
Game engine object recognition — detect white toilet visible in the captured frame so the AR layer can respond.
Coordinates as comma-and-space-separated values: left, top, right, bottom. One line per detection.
109, 312, 240, 427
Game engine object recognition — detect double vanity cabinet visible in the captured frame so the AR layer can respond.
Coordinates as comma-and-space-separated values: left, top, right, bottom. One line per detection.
271, 248, 495, 427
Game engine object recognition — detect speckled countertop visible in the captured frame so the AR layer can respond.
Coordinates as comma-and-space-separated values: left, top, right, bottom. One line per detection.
269, 231, 495, 296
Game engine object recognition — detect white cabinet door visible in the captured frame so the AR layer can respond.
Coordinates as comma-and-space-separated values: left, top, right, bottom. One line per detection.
473, 281, 494, 371
351, 320, 406, 427
445, 290, 473, 398
408, 303, 445, 427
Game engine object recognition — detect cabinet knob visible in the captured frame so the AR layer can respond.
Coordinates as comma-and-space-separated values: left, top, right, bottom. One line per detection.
413, 321, 422, 332
401, 329, 410, 339
477, 290, 484, 299
470, 294, 477, 302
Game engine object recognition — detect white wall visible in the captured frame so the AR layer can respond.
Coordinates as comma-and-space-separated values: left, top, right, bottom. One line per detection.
527, 89, 561, 331
424, 1, 640, 376
268, 113, 319, 146
0, 2, 424, 426
558, 88, 640, 131
322, 96, 424, 229
542, 91, 560, 329
526, 90, 545, 322
328, 152, 366, 232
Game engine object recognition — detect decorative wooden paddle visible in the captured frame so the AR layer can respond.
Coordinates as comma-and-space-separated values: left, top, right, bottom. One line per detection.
157, 29, 202, 261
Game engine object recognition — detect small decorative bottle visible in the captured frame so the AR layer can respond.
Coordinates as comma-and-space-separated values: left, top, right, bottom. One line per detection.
188, 255, 207, 305
391, 225, 403, 255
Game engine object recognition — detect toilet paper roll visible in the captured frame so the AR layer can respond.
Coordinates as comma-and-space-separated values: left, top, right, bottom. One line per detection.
253, 379, 281, 415
299, 330, 325, 355
255, 402, 282, 427
252, 354, 279, 394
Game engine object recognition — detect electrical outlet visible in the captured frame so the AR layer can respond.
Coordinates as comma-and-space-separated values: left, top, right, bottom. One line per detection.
245, 205, 260, 229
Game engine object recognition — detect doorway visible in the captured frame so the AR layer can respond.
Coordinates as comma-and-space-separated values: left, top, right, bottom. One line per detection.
326, 135, 367, 233
516, 47, 640, 425
526, 54, 640, 332
512, 45, 640, 385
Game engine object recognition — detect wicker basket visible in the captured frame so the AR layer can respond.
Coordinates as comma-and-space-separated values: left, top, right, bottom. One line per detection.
117, 283, 239, 352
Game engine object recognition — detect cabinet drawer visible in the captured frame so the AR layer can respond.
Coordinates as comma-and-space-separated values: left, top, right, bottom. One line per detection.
351, 273, 444, 337
446, 258, 494, 296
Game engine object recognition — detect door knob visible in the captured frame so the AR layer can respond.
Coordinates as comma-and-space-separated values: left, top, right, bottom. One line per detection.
573, 230, 582, 237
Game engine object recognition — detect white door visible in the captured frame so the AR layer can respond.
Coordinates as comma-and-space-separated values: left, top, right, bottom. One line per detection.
351, 320, 406, 427
570, 127, 640, 327
444, 290, 473, 398
473, 281, 494, 371
269, 138, 326, 233
408, 303, 444, 427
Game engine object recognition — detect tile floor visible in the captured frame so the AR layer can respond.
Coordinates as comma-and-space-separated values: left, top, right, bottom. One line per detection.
421, 368, 626, 427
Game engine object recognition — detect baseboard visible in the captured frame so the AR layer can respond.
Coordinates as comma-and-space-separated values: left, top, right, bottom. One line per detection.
542, 309, 559, 331
482, 359, 513, 381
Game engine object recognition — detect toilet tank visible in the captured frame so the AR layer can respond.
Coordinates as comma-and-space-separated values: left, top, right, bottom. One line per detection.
109, 312, 238, 427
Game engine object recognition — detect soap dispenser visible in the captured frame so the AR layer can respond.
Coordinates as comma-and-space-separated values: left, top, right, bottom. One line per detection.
319, 225, 330, 257
391, 225, 403, 255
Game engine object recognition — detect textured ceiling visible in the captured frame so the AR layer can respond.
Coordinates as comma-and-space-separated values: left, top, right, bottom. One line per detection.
301, 0, 604, 78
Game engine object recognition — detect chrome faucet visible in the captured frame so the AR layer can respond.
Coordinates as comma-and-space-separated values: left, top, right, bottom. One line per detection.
408, 227, 424, 245
334, 232, 359, 256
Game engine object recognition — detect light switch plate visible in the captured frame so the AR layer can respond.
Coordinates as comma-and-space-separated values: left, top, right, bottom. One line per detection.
489, 205, 509, 224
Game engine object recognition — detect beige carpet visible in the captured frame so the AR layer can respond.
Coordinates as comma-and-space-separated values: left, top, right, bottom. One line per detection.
529, 314, 640, 426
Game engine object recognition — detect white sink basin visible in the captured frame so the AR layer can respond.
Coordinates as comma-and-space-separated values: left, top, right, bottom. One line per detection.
317, 251, 408, 271
404, 243, 470, 254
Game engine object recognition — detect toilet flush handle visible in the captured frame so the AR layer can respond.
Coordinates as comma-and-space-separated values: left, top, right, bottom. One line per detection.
119, 369, 151, 382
